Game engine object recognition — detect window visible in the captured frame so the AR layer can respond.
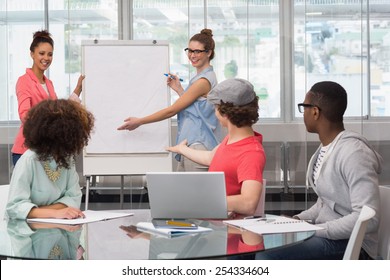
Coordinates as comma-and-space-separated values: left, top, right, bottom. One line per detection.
1, 0, 118, 121
294, 0, 390, 118
133, 0, 280, 118
2, 1, 390, 122
1, 0, 45, 121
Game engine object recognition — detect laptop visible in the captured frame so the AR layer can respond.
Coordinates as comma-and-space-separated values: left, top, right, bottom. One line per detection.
146, 172, 228, 219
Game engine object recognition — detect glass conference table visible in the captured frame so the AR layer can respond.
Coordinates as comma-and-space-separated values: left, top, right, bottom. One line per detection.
0, 210, 314, 260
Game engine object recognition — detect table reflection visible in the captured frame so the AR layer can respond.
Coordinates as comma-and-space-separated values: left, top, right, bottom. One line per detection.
1, 210, 314, 260
6, 220, 83, 260
120, 219, 265, 259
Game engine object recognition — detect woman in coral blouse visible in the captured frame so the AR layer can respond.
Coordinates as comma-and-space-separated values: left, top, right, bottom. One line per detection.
12, 30, 84, 166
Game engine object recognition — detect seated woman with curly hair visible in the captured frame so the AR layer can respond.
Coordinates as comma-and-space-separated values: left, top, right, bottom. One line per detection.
7, 99, 94, 220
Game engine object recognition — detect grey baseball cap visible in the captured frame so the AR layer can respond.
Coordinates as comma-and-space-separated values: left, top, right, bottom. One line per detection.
207, 78, 256, 106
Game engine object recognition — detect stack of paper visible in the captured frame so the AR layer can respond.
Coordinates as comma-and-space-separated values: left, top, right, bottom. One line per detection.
224, 216, 323, 235
136, 222, 212, 238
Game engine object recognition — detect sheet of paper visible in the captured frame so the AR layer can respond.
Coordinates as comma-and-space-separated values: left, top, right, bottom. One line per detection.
223, 217, 276, 228
224, 216, 323, 234
27, 210, 134, 225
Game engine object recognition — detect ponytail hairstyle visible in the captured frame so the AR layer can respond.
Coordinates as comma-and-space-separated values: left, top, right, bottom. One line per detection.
190, 28, 215, 60
30, 30, 54, 52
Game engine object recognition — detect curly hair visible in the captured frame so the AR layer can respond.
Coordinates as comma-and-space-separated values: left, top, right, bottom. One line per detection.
23, 99, 94, 169
190, 28, 215, 60
30, 30, 54, 52
217, 96, 259, 127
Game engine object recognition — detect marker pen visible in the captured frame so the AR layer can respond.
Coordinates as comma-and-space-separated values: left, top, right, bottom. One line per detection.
164, 73, 183, 82
166, 220, 196, 228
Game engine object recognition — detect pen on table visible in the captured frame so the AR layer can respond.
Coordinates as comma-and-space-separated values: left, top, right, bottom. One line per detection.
166, 220, 195, 227
255, 218, 276, 223
164, 73, 184, 82
243, 215, 264, 219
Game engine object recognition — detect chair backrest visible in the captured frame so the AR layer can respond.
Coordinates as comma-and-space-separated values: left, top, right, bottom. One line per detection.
254, 179, 266, 217
378, 185, 390, 260
343, 205, 376, 260
0, 184, 10, 221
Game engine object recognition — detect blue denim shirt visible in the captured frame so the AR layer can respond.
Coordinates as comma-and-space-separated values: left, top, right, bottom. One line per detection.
175, 66, 222, 161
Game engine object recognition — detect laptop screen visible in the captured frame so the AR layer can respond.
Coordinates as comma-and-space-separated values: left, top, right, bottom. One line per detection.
146, 172, 228, 219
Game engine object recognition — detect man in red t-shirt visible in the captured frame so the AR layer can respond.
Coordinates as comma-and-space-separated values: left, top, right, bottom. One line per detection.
166, 78, 266, 216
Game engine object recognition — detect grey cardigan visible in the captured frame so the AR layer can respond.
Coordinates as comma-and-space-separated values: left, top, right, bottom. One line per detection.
297, 131, 382, 258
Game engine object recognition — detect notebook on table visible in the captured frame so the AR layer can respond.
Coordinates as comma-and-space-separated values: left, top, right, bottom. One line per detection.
27, 210, 134, 225
136, 222, 212, 238
146, 172, 228, 219
223, 215, 324, 234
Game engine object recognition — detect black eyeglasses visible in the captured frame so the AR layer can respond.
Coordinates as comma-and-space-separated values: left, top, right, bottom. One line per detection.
184, 48, 208, 55
297, 103, 321, 113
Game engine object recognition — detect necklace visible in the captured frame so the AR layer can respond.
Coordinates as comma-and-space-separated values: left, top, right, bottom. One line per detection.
43, 161, 62, 182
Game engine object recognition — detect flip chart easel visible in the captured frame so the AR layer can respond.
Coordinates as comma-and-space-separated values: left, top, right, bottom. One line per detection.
81, 40, 173, 209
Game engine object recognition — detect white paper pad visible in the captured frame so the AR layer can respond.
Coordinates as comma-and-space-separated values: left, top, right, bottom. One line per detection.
27, 210, 134, 225
224, 216, 323, 234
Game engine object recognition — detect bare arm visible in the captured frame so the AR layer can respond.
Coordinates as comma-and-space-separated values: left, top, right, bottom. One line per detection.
117, 78, 211, 130
166, 139, 218, 166
73, 75, 85, 96
120, 225, 151, 240
227, 180, 263, 215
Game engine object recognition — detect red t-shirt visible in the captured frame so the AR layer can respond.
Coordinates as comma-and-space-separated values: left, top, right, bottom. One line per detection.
209, 132, 266, 195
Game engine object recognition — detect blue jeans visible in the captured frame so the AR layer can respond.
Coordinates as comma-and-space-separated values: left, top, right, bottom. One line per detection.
255, 236, 348, 260
12, 153, 22, 166
176, 143, 208, 172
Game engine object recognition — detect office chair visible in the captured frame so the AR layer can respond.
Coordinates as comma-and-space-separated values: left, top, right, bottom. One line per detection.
378, 185, 390, 260
254, 179, 266, 217
0, 184, 10, 221
343, 205, 376, 260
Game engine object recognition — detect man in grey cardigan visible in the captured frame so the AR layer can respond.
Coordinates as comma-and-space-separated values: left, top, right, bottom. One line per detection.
257, 81, 382, 259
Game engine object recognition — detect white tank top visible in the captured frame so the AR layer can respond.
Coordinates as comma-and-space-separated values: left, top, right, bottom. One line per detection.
41, 83, 49, 96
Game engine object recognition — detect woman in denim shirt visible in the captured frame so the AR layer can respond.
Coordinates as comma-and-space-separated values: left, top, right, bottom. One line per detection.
118, 29, 222, 171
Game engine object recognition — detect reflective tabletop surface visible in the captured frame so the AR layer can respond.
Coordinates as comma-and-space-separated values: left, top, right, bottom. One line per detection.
0, 210, 315, 260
